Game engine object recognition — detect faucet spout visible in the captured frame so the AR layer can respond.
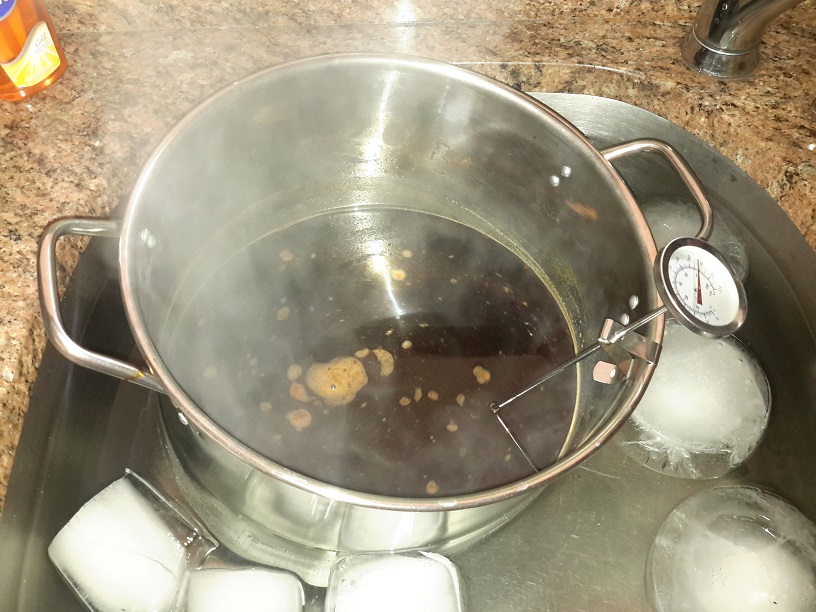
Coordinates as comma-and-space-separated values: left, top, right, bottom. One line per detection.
682, 0, 807, 79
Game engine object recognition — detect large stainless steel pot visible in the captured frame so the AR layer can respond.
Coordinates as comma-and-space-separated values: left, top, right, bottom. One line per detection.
38, 54, 712, 573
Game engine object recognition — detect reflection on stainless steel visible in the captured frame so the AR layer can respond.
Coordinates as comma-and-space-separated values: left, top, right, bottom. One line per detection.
2, 93, 816, 611
682, 0, 807, 79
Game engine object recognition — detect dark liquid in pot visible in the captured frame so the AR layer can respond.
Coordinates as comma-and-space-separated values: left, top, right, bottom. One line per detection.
163, 208, 578, 497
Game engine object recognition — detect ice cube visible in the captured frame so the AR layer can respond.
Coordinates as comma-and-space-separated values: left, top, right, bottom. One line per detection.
617, 319, 770, 479
325, 552, 466, 612
184, 568, 304, 612
648, 486, 816, 611
48, 470, 215, 612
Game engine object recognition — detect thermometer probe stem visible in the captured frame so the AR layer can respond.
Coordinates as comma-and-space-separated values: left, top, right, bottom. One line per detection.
492, 306, 668, 413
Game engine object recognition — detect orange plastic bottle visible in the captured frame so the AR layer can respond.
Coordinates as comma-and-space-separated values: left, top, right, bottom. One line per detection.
0, 0, 67, 101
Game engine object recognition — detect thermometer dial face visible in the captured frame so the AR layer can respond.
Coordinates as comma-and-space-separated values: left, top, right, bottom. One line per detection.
655, 237, 747, 338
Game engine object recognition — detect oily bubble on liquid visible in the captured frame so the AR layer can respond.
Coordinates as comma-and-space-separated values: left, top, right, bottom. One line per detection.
305, 356, 369, 406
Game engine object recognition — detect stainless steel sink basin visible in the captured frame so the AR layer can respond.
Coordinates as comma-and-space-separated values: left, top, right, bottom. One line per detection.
1, 93, 814, 611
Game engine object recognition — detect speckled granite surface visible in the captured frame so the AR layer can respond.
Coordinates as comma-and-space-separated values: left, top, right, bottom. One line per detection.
0, 0, 814, 512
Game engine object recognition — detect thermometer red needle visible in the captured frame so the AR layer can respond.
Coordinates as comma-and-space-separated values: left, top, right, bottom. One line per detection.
696, 260, 703, 305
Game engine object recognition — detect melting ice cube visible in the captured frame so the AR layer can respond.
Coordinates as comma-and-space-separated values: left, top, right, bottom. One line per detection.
648, 486, 816, 611
325, 552, 466, 612
48, 470, 215, 612
184, 568, 304, 612
618, 319, 770, 479
641, 196, 749, 281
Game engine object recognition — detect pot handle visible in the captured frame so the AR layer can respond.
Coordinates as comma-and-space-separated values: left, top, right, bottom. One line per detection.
38, 217, 165, 393
600, 139, 713, 241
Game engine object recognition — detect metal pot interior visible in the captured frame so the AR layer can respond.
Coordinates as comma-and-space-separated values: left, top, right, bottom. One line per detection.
122, 54, 660, 502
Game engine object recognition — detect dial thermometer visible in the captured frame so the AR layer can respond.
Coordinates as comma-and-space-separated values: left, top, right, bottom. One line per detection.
655, 236, 747, 338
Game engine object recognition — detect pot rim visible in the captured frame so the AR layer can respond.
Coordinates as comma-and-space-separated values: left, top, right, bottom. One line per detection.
121, 52, 661, 512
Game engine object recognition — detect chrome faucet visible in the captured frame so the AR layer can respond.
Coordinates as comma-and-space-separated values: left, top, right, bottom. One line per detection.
682, 0, 807, 79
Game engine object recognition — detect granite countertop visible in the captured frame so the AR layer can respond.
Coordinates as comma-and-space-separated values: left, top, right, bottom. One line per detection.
0, 0, 814, 513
